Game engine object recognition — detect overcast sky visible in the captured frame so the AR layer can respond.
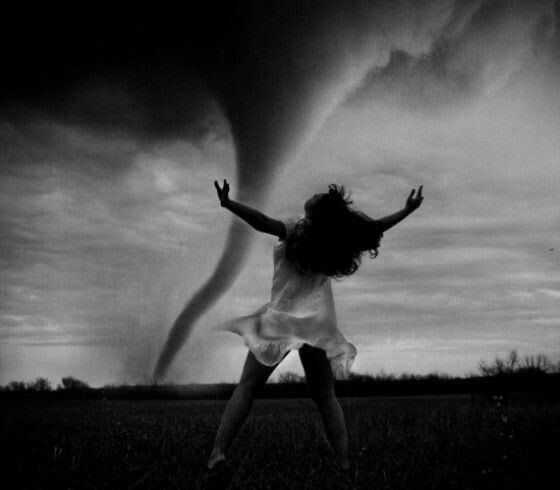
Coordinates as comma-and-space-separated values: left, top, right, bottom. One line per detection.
1, 1, 559, 386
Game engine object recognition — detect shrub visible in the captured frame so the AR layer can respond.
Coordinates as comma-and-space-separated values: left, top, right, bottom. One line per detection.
478, 350, 556, 377
58, 376, 90, 390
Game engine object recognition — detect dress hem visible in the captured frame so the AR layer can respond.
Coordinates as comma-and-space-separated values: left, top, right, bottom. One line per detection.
221, 328, 357, 381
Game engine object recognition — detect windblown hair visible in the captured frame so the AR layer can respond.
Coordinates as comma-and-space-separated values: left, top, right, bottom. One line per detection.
285, 184, 384, 279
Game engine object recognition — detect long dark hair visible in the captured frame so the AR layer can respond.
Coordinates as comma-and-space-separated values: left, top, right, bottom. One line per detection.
285, 184, 383, 279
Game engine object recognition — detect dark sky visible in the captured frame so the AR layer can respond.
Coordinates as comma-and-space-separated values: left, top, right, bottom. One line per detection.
6, 1, 556, 137
1, 1, 559, 385
1, 2, 243, 140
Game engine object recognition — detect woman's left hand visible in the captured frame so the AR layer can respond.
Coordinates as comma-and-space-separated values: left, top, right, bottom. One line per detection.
214, 179, 230, 207
405, 185, 424, 212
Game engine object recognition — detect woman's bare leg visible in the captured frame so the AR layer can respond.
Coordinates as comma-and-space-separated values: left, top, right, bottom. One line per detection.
299, 344, 349, 469
207, 350, 280, 469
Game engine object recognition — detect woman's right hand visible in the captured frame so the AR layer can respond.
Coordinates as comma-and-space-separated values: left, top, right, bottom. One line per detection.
405, 185, 423, 212
214, 179, 230, 207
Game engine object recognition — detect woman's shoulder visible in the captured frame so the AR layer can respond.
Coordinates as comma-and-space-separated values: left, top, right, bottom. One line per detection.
279, 215, 304, 242
285, 215, 304, 228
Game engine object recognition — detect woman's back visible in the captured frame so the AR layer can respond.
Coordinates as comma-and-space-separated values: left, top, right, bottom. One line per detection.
270, 217, 332, 314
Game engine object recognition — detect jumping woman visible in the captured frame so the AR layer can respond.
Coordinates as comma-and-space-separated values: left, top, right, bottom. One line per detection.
206, 180, 424, 476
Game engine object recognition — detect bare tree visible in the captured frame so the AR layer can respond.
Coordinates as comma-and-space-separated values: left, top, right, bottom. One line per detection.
520, 354, 553, 374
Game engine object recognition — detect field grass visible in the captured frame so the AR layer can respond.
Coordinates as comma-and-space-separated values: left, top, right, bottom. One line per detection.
1, 394, 558, 489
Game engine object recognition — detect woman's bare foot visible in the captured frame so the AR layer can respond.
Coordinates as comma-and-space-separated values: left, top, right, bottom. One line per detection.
206, 452, 226, 470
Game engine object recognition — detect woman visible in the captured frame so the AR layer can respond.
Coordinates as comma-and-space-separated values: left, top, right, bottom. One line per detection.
206, 179, 424, 476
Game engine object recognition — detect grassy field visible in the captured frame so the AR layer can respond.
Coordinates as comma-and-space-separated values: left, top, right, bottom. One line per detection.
1, 394, 558, 489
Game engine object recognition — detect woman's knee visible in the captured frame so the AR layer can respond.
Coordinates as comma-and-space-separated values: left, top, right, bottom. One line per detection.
299, 345, 335, 396
308, 380, 336, 402
237, 379, 261, 396
238, 351, 275, 394
302, 365, 336, 400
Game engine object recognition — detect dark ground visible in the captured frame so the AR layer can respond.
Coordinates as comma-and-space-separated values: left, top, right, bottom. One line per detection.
1, 394, 558, 489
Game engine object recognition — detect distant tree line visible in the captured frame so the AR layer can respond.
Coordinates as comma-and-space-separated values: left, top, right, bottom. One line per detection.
276, 350, 560, 383
1, 351, 559, 395
1, 376, 90, 392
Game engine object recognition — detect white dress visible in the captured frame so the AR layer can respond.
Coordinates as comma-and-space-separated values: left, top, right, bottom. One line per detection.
213, 216, 357, 380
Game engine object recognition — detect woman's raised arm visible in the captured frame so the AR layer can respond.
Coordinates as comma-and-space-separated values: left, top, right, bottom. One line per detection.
214, 179, 286, 239
374, 185, 424, 232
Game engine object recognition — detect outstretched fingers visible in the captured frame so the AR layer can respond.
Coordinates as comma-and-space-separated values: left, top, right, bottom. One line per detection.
411, 185, 424, 200
214, 179, 231, 206
405, 185, 424, 211
214, 179, 230, 193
